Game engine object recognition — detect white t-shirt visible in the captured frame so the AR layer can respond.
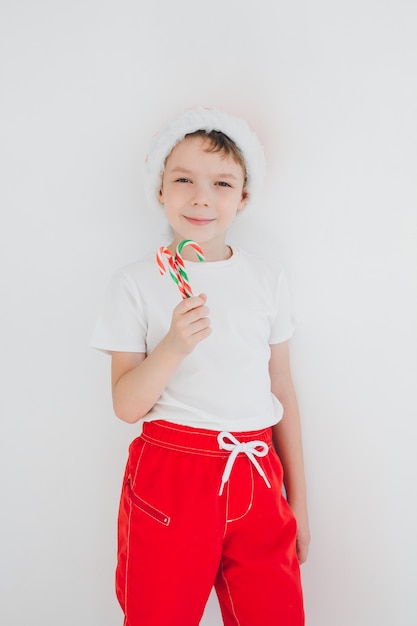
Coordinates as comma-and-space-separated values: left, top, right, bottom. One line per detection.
90, 248, 294, 432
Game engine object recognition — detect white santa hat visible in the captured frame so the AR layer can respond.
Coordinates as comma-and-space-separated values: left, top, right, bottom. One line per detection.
144, 107, 266, 213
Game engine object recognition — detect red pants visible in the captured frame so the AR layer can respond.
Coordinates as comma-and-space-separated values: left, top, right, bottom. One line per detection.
116, 420, 304, 626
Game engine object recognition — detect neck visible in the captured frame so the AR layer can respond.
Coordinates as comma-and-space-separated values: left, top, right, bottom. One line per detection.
170, 240, 232, 262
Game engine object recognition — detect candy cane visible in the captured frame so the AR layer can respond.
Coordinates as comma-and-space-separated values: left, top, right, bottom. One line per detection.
177, 239, 205, 262
156, 240, 205, 299
156, 247, 191, 299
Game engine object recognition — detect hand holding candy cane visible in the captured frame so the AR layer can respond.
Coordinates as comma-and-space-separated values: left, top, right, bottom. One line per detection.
165, 292, 211, 356
156, 240, 209, 354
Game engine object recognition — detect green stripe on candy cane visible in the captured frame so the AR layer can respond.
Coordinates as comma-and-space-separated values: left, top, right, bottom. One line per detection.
174, 240, 205, 298
177, 239, 205, 262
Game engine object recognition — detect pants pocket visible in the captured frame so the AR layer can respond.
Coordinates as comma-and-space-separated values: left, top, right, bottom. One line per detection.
126, 476, 170, 526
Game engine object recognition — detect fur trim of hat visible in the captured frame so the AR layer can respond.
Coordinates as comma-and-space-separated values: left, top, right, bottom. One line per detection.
144, 107, 266, 213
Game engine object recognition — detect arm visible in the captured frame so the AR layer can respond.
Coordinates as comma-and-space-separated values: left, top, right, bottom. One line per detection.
111, 294, 211, 423
269, 341, 310, 563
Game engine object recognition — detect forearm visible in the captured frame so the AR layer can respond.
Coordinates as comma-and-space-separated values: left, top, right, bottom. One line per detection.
112, 337, 185, 423
272, 385, 310, 563
272, 388, 307, 508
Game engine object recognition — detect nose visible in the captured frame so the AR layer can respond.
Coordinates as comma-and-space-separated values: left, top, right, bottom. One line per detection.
191, 183, 210, 207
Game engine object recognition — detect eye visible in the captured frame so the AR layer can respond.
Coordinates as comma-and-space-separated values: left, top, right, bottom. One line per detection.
216, 181, 232, 188
175, 177, 191, 183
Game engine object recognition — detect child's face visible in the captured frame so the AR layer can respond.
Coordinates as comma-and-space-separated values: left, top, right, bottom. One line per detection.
159, 135, 247, 258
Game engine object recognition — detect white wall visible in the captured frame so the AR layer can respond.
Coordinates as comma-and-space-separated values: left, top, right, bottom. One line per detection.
1, 1, 416, 625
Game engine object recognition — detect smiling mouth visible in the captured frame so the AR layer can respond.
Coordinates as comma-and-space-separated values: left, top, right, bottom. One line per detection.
184, 217, 215, 226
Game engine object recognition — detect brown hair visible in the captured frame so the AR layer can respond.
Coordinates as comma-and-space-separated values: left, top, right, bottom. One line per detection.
185, 130, 247, 184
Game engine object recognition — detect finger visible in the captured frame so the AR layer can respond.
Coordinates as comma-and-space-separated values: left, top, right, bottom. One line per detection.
176, 294, 207, 314
186, 305, 210, 322
189, 323, 212, 343
296, 540, 309, 564
189, 315, 211, 334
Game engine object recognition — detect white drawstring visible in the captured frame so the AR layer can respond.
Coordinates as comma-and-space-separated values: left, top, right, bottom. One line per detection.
217, 432, 271, 496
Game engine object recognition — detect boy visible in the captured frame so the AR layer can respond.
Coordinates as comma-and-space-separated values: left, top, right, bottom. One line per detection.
91, 107, 310, 625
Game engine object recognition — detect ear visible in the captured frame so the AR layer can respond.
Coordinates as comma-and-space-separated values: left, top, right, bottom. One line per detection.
237, 190, 248, 211
158, 186, 164, 204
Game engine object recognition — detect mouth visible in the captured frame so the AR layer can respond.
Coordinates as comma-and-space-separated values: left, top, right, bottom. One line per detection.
184, 216, 215, 226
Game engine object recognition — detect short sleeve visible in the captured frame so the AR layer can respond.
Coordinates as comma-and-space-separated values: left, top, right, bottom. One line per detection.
269, 270, 295, 344
89, 269, 148, 354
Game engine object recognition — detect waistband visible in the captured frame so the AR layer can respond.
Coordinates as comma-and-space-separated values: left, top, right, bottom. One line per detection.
142, 420, 273, 495
141, 420, 273, 456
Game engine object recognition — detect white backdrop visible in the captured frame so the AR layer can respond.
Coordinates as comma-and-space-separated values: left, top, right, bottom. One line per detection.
1, 1, 416, 625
